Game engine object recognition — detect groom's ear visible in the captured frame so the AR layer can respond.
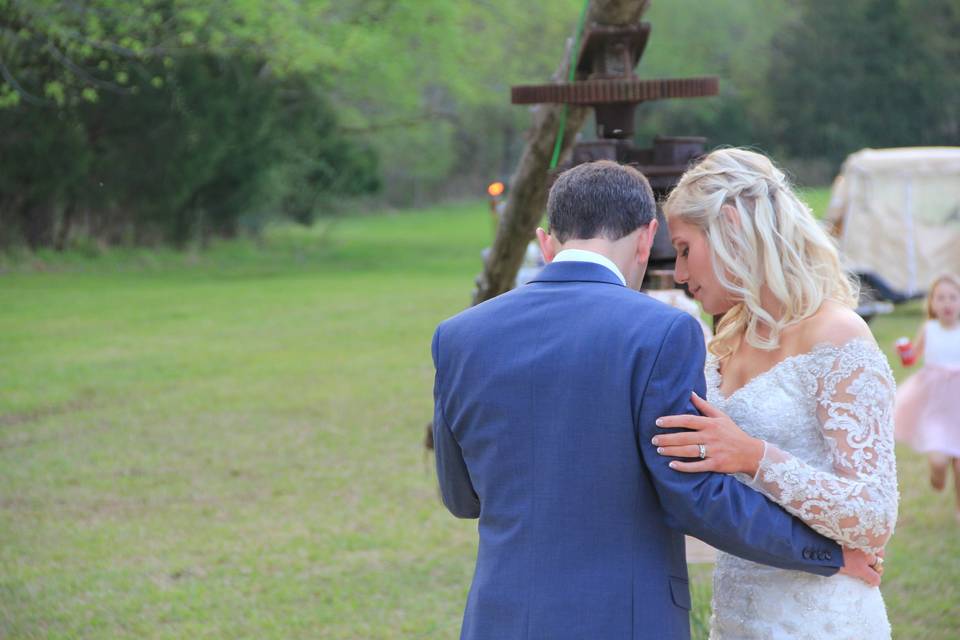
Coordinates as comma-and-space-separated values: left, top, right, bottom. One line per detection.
536, 227, 558, 263
636, 218, 658, 262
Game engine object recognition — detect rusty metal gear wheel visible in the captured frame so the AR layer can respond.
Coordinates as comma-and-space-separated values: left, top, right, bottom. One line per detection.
511, 77, 718, 105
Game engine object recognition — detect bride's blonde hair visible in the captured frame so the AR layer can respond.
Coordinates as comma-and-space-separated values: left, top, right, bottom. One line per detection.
664, 148, 858, 359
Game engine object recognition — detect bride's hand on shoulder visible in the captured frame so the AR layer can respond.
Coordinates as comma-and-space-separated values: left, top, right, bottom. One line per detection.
653, 392, 765, 477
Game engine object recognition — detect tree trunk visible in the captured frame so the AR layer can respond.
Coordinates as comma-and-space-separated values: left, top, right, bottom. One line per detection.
19, 200, 55, 250
54, 202, 75, 251
472, 0, 650, 304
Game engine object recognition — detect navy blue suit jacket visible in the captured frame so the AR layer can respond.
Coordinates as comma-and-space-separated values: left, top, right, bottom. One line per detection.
432, 261, 842, 640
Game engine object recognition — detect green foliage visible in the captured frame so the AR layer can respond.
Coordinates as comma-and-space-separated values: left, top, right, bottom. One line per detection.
326, 0, 585, 201
82, 54, 379, 243
633, 0, 959, 171
1, 1, 369, 247
763, 0, 954, 164
898, 0, 960, 144
1, 0, 328, 105
0, 0, 582, 247
632, 0, 796, 148
270, 79, 381, 226
0, 52, 379, 248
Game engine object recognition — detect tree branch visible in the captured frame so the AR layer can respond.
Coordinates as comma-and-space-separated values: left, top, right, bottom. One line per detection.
0, 58, 53, 106
44, 40, 133, 94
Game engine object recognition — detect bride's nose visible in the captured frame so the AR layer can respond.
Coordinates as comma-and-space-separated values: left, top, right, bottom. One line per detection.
673, 262, 688, 284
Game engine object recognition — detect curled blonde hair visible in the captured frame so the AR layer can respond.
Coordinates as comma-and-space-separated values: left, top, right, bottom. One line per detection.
925, 273, 960, 320
664, 148, 858, 359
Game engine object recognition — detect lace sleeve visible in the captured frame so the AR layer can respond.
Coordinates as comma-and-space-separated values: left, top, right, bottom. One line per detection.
743, 340, 900, 553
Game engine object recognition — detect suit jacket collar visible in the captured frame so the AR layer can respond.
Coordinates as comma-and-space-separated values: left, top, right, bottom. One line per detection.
528, 260, 626, 287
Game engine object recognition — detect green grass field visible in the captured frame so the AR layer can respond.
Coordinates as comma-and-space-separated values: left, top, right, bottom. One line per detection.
2, 194, 958, 638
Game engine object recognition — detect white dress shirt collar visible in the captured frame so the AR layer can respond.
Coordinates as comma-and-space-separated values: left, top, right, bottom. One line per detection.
551, 249, 626, 286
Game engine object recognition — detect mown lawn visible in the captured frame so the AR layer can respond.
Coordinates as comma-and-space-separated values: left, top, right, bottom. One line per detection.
2, 195, 957, 638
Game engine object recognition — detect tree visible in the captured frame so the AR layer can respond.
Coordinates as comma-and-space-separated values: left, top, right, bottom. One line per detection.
0, 0, 588, 247
0, 53, 379, 248
766, 0, 952, 166
631, 0, 797, 150
904, 0, 960, 143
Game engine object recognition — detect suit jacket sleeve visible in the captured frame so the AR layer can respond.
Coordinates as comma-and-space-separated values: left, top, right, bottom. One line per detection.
637, 313, 842, 576
432, 325, 481, 519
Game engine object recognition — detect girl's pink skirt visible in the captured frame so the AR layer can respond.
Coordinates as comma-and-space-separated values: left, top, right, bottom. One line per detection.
895, 364, 960, 457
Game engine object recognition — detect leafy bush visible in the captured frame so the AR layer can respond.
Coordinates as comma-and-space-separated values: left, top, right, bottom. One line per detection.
0, 54, 379, 248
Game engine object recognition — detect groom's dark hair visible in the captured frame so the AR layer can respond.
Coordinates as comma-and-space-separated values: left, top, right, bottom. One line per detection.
547, 160, 656, 243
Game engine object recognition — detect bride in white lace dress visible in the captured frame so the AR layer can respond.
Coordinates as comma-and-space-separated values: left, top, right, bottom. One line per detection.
654, 148, 899, 639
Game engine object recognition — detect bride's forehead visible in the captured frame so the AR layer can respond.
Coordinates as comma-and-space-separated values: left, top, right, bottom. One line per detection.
667, 218, 697, 240
666, 216, 684, 232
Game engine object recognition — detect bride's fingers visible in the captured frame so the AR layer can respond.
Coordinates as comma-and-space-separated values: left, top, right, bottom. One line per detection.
667, 459, 712, 473
655, 414, 712, 430
651, 432, 701, 447
655, 444, 702, 459
690, 391, 723, 417
865, 555, 883, 586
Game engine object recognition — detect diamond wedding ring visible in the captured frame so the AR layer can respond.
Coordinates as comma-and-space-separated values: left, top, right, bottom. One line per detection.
698, 443, 707, 460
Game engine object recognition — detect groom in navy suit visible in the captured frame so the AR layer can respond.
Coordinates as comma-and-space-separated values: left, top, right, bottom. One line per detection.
432, 161, 854, 639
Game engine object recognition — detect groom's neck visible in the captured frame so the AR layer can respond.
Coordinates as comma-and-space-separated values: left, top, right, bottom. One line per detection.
560, 239, 632, 274
557, 239, 639, 289
557, 238, 618, 261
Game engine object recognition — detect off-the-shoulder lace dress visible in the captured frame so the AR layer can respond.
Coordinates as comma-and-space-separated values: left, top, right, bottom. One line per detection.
706, 339, 899, 640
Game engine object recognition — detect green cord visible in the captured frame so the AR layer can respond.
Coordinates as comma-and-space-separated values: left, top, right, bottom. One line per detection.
549, 0, 591, 170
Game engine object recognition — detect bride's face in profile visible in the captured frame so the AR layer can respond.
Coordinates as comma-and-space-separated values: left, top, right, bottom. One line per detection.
668, 217, 736, 315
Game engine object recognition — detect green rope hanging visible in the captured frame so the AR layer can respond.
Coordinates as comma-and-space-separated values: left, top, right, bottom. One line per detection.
548, 0, 591, 170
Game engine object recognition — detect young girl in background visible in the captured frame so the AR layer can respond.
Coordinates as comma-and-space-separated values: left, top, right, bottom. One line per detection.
895, 273, 960, 521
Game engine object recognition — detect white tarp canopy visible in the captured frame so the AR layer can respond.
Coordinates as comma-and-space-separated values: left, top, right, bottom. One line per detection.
826, 147, 960, 297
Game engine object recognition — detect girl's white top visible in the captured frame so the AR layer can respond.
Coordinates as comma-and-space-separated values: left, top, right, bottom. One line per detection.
925, 320, 960, 368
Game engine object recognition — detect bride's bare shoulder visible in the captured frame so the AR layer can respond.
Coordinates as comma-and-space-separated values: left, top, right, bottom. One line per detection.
796, 300, 875, 352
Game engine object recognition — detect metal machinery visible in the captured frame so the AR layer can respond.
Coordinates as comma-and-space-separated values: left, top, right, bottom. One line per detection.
510, 22, 719, 288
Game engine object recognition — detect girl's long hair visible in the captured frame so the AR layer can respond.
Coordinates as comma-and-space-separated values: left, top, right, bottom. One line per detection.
664, 148, 858, 359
